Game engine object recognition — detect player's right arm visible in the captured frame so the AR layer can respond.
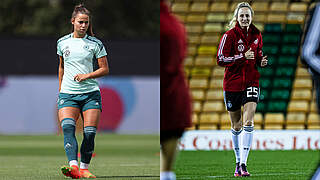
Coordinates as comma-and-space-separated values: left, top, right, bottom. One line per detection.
217, 32, 237, 67
57, 37, 65, 92
217, 31, 248, 67
58, 56, 64, 92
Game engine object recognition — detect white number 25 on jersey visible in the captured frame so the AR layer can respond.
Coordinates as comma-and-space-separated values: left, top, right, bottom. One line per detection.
247, 87, 259, 98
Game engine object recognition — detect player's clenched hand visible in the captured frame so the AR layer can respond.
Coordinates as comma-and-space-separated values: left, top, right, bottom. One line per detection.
261, 56, 268, 67
74, 74, 89, 82
245, 48, 255, 60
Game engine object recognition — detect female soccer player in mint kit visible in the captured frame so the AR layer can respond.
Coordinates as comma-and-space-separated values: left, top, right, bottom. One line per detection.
217, 2, 268, 177
57, 4, 109, 179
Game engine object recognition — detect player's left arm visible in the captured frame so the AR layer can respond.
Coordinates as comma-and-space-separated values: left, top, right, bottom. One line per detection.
74, 56, 109, 82
257, 33, 268, 67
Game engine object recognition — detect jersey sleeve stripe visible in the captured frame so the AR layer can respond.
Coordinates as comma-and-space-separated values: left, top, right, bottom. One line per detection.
218, 34, 244, 63
218, 34, 227, 57
86, 36, 105, 54
57, 34, 72, 44
218, 34, 234, 62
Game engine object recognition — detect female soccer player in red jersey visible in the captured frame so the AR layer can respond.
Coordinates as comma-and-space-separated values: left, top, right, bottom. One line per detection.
160, 0, 192, 179
217, 2, 268, 177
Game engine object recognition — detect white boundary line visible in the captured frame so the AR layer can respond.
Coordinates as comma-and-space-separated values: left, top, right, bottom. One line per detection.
177, 172, 308, 179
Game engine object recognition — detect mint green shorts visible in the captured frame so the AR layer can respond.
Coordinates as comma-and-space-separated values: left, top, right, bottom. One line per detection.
57, 91, 102, 112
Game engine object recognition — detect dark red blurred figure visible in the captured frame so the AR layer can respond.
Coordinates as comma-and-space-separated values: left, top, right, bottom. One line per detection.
160, 0, 191, 179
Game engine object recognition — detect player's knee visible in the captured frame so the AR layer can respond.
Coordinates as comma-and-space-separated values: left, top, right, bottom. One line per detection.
231, 118, 242, 131
61, 118, 76, 134
231, 128, 242, 135
233, 126, 242, 131
84, 126, 97, 135
243, 125, 254, 132
230, 111, 241, 121
244, 119, 253, 126
82, 126, 96, 153
83, 126, 97, 142
232, 123, 242, 131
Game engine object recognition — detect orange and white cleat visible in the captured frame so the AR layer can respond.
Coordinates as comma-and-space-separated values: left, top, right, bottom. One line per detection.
80, 169, 96, 178
61, 165, 81, 179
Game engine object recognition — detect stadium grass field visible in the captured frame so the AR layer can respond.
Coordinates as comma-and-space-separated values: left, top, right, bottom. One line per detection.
175, 150, 319, 180
0, 134, 159, 180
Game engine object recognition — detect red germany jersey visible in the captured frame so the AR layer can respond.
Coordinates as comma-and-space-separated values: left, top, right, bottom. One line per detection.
160, 2, 191, 131
217, 22, 264, 92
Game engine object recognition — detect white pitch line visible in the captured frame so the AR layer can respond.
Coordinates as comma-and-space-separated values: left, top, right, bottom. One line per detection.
245, 172, 307, 176
178, 172, 308, 179
206, 175, 227, 178
119, 164, 158, 167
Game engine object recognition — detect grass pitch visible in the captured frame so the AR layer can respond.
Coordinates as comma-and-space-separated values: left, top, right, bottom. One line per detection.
0, 134, 159, 180
175, 150, 319, 180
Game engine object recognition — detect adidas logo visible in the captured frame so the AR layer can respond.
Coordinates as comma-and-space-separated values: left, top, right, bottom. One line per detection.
65, 143, 72, 149
238, 39, 243, 43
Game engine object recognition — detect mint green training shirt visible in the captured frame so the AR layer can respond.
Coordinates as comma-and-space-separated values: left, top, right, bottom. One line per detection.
57, 33, 107, 94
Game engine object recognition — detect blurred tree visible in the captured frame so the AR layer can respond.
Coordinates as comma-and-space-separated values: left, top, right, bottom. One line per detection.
0, 0, 159, 39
